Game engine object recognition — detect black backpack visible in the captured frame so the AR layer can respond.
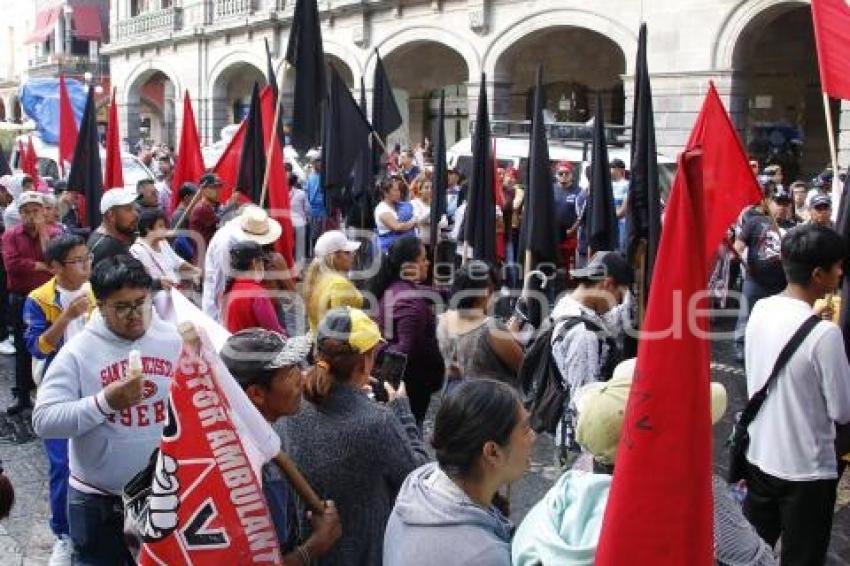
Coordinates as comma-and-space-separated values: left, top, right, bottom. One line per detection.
519, 315, 611, 434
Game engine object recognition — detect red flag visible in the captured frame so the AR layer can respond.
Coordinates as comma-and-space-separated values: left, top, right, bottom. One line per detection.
595, 83, 761, 565
103, 89, 124, 189
59, 75, 78, 175
139, 342, 283, 565
259, 87, 295, 267
171, 92, 206, 213
213, 120, 246, 204
812, 0, 850, 100
22, 137, 40, 188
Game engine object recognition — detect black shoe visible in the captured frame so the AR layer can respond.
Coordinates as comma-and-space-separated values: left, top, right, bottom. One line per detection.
5, 395, 33, 416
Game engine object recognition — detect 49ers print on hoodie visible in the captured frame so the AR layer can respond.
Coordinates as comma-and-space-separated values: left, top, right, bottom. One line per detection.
33, 310, 183, 496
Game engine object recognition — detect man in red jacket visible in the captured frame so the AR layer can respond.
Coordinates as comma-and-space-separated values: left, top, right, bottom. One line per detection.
2, 192, 61, 414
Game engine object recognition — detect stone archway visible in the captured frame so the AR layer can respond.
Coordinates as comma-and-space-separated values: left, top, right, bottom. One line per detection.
209, 59, 267, 143
489, 26, 627, 126
726, 2, 827, 179
124, 61, 182, 147
369, 39, 471, 148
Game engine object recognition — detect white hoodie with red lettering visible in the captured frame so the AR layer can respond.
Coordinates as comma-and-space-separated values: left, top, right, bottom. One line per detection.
33, 309, 182, 495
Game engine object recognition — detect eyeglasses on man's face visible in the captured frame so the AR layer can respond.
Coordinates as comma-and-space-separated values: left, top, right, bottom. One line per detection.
105, 296, 152, 318
62, 253, 94, 266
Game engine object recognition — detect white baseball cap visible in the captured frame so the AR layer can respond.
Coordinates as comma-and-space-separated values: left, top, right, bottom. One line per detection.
100, 188, 138, 214
314, 230, 361, 257
18, 191, 44, 208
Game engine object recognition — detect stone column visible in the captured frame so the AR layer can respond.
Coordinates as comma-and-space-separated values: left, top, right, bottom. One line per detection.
119, 101, 142, 148
837, 99, 850, 169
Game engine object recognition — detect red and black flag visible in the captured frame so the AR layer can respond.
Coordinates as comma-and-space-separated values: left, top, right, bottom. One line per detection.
371, 50, 402, 175
236, 83, 265, 205
285, 0, 326, 154
67, 86, 103, 228
585, 93, 618, 253
462, 74, 496, 265
518, 65, 558, 267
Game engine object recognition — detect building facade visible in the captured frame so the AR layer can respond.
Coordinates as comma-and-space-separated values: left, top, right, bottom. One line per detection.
103, 0, 850, 178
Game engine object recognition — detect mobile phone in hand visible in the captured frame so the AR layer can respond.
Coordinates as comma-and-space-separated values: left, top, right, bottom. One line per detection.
379, 350, 408, 389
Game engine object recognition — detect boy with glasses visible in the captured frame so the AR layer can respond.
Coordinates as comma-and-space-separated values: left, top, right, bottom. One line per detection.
33, 255, 182, 565
24, 234, 95, 565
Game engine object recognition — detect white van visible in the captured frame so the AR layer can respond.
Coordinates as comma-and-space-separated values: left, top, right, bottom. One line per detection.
202, 124, 308, 182
447, 120, 676, 196
9, 134, 154, 191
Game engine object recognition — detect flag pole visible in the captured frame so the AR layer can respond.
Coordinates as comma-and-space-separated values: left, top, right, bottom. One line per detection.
260, 61, 289, 209
172, 186, 205, 233
273, 452, 324, 515
823, 91, 842, 215
370, 131, 414, 194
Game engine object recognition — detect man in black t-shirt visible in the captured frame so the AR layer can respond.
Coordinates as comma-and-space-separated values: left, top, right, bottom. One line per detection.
732, 182, 797, 361
88, 189, 139, 267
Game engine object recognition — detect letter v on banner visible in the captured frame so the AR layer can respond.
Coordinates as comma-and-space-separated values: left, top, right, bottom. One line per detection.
138, 338, 283, 565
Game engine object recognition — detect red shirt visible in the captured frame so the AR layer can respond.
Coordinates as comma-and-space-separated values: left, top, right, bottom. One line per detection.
2, 224, 61, 294
189, 201, 219, 245
223, 279, 286, 335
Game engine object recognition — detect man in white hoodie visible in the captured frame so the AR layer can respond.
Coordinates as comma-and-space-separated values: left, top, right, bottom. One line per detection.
33, 255, 182, 565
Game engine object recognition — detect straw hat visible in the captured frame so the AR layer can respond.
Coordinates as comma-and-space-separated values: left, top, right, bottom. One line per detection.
235, 205, 282, 246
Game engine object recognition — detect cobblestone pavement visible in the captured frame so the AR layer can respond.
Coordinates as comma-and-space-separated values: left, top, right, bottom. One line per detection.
0, 319, 848, 564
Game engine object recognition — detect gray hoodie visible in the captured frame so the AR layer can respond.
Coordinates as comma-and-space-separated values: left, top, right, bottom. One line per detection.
383, 462, 513, 566
33, 310, 182, 495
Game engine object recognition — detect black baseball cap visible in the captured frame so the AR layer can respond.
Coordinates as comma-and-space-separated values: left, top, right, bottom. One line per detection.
570, 251, 635, 286
199, 173, 223, 187
610, 158, 626, 170
771, 185, 792, 203
221, 329, 312, 387
811, 193, 832, 208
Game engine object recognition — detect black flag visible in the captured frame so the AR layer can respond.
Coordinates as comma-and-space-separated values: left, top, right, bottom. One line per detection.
430, 90, 447, 250
371, 51, 402, 175
236, 83, 265, 204
626, 23, 661, 291
264, 37, 286, 148
463, 74, 496, 265
323, 68, 372, 191
585, 94, 618, 253
519, 65, 558, 267
285, 0, 326, 154
350, 77, 376, 229
67, 85, 103, 228
0, 145, 11, 177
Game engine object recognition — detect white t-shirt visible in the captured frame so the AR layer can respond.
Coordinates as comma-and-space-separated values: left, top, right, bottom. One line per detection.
374, 201, 397, 236
745, 295, 850, 480
129, 239, 183, 283
56, 283, 90, 342
289, 187, 309, 227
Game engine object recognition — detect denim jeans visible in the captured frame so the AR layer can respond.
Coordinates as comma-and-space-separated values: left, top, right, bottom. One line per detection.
45, 438, 69, 537
67, 486, 134, 566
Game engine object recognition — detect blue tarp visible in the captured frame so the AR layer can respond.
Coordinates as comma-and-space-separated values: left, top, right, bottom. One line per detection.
19, 78, 86, 145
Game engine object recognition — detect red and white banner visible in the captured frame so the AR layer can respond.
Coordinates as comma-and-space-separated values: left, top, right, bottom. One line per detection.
139, 338, 283, 565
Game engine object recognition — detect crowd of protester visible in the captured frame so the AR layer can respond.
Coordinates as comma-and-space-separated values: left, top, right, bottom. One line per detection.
0, 143, 847, 566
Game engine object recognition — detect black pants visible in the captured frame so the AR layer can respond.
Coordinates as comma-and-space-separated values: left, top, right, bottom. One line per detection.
10, 294, 33, 399
743, 461, 838, 566
404, 376, 432, 429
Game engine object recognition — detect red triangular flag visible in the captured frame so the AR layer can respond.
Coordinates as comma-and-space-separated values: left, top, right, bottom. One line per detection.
213, 120, 247, 204
595, 83, 761, 565
812, 0, 850, 100
259, 86, 295, 268
103, 89, 124, 189
59, 75, 79, 175
170, 92, 207, 214
23, 137, 40, 189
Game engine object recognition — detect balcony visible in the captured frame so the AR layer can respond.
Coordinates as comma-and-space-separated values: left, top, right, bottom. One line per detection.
214, 0, 255, 19
28, 54, 108, 79
116, 7, 183, 41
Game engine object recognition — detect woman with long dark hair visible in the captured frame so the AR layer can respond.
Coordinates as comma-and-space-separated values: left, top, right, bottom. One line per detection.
370, 235, 445, 426
384, 379, 535, 566
282, 307, 428, 565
